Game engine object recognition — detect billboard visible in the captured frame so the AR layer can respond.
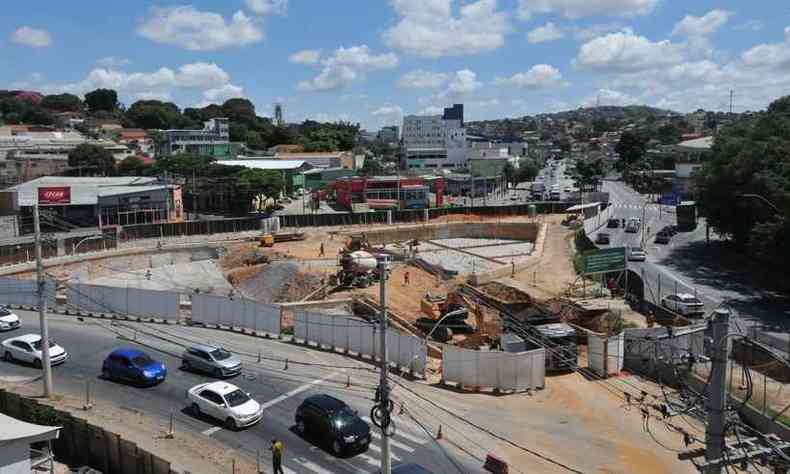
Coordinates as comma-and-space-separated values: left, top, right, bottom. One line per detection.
580, 247, 626, 274
38, 186, 71, 205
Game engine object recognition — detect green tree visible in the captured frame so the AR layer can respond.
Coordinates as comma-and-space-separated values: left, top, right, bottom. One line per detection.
126, 100, 194, 129
245, 130, 265, 150
657, 123, 681, 145
41, 93, 82, 112
117, 156, 148, 176
695, 95, 790, 266
68, 144, 115, 176
222, 98, 257, 127
614, 131, 647, 171
234, 169, 284, 213
84, 88, 118, 113
574, 159, 606, 192
503, 162, 516, 186
515, 159, 540, 184
359, 158, 384, 176
229, 122, 248, 142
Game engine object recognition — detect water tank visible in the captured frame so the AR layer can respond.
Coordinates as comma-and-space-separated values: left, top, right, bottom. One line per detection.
527, 204, 537, 218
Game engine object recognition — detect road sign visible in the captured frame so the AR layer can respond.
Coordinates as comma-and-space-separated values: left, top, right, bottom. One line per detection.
580, 247, 626, 274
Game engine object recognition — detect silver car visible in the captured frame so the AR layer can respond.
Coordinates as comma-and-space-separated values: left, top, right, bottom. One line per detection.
182, 344, 242, 377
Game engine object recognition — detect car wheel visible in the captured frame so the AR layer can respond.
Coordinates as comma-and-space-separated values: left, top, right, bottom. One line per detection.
296, 419, 305, 435
213, 367, 222, 378
225, 417, 237, 430
101, 368, 111, 380
33, 358, 42, 369
183, 360, 191, 371
332, 440, 343, 456
191, 403, 201, 416
3, 351, 13, 362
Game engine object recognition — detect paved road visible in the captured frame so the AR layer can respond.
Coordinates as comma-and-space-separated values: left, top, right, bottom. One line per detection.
1, 310, 483, 474
590, 180, 790, 345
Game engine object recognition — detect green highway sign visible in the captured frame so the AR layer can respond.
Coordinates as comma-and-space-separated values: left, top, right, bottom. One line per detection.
581, 247, 626, 274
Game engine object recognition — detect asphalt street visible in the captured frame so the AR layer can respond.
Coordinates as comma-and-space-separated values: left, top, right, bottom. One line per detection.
590, 179, 790, 344
0, 310, 484, 474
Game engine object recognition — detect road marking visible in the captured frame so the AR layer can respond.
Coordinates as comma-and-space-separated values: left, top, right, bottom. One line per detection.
362, 416, 426, 445
201, 426, 222, 436
260, 370, 343, 410
366, 442, 402, 460
355, 453, 380, 466
368, 430, 416, 453
291, 459, 335, 474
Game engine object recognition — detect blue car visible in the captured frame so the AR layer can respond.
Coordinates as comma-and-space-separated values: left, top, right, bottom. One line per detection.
102, 348, 166, 386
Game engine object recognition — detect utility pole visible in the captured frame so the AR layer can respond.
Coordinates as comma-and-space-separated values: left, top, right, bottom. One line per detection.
378, 258, 392, 474
33, 204, 53, 398
705, 308, 730, 474
163, 170, 171, 222
729, 90, 733, 114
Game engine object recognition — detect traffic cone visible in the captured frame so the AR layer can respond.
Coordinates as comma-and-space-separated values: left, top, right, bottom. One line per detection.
436, 425, 443, 440
284, 358, 289, 370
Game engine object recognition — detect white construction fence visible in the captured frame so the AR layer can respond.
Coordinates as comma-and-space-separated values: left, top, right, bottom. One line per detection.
442, 345, 545, 392
293, 310, 427, 375
583, 205, 613, 236
588, 333, 625, 378
65, 283, 181, 321
192, 294, 281, 337
0, 277, 56, 307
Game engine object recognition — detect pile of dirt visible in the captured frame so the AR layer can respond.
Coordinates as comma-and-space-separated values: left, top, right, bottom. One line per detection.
232, 261, 322, 303
481, 281, 532, 304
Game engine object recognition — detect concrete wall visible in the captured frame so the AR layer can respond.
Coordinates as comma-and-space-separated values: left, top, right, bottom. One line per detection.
0, 441, 29, 474
359, 221, 539, 246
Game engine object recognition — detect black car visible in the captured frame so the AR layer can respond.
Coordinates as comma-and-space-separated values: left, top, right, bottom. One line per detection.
595, 232, 611, 245
607, 219, 620, 229
661, 225, 678, 236
654, 231, 671, 244
295, 394, 371, 456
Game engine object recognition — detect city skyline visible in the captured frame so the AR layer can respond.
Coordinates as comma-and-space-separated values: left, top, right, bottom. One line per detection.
2, 1, 788, 129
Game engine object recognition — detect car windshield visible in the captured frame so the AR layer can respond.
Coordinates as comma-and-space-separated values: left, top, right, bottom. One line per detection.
132, 354, 154, 366
224, 389, 250, 407
332, 408, 358, 429
210, 348, 232, 360
0, 307, 10, 316
31, 339, 55, 350
631, 248, 643, 253
682, 297, 703, 304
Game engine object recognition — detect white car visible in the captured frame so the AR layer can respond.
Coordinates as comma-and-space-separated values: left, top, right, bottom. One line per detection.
627, 247, 647, 262
661, 293, 705, 317
188, 381, 263, 429
2, 334, 68, 367
0, 306, 20, 331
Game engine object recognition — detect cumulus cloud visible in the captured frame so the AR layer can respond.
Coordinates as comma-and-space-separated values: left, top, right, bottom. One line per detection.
494, 64, 563, 88
10, 26, 52, 48
398, 70, 450, 89
289, 49, 321, 65
137, 6, 263, 51
96, 57, 131, 68
382, 0, 510, 57
582, 88, 638, 107
297, 45, 398, 91
418, 106, 444, 115
672, 10, 731, 37
371, 105, 404, 125
517, 0, 657, 20
245, 0, 288, 15
527, 22, 564, 43
174, 63, 231, 89
740, 28, 790, 70
573, 23, 625, 41
575, 29, 686, 71
444, 69, 482, 96
203, 83, 244, 102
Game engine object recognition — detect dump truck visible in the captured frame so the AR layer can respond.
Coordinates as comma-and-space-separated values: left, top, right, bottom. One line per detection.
676, 201, 697, 231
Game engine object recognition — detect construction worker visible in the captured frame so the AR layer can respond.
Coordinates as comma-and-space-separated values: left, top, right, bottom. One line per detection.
404, 271, 410, 286
319, 242, 325, 257
270, 439, 284, 474
647, 309, 656, 328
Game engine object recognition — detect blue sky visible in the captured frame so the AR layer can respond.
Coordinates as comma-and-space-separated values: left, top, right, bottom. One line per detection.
2, 1, 789, 129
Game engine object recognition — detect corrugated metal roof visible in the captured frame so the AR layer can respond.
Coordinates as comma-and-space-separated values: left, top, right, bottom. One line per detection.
219, 159, 307, 170
6, 176, 161, 206
0, 413, 60, 442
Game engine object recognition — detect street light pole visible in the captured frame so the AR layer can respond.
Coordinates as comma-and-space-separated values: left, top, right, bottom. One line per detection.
33, 204, 53, 398
377, 258, 392, 474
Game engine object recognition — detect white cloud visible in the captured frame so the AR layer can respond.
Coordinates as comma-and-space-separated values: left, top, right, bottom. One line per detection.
96, 57, 131, 68
175, 63, 230, 89
382, 0, 510, 57
203, 84, 244, 102
10, 26, 52, 48
418, 106, 444, 115
527, 22, 564, 43
398, 70, 450, 89
672, 10, 731, 37
575, 29, 686, 71
245, 0, 288, 15
134, 91, 173, 102
297, 45, 398, 91
137, 6, 263, 51
517, 0, 657, 20
289, 49, 321, 65
445, 69, 482, 96
740, 29, 790, 70
582, 88, 638, 107
573, 23, 625, 41
371, 105, 404, 125
494, 64, 563, 88
474, 98, 500, 107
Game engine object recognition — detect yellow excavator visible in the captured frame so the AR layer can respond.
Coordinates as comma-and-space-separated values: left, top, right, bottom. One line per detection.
417, 291, 485, 341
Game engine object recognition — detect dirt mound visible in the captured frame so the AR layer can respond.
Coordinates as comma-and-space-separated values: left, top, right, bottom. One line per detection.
231, 261, 322, 303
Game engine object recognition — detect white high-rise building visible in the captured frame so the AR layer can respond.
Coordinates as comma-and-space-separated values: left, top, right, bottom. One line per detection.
402, 108, 467, 170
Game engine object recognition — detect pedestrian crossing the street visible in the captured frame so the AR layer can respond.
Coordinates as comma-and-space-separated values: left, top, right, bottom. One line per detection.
286, 415, 433, 474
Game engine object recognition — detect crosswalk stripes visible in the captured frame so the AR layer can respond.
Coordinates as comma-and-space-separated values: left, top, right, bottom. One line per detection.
366, 442, 402, 461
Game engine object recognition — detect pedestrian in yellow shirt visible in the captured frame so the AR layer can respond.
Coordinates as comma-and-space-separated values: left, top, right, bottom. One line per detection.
270, 439, 284, 474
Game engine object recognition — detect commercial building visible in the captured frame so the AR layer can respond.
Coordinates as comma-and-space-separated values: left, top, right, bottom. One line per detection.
334, 176, 444, 211
444, 173, 503, 199
377, 126, 399, 143
0, 176, 183, 228
670, 136, 712, 202
273, 151, 354, 170
218, 158, 313, 193
156, 118, 233, 159
303, 167, 354, 190
402, 108, 467, 170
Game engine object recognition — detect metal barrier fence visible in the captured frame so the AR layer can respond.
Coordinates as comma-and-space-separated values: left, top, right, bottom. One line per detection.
588, 333, 624, 378
191, 294, 281, 336
623, 325, 706, 380
583, 205, 613, 236
0, 276, 56, 307
293, 310, 427, 374
441, 345, 545, 391
747, 326, 790, 357
65, 283, 180, 321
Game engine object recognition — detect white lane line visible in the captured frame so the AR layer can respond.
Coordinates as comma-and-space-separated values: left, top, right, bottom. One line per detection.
291, 459, 335, 474
355, 453, 380, 466
368, 430, 415, 453
366, 442, 402, 461
201, 426, 222, 436
362, 416, 426, 445
260, 370, 343, 410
